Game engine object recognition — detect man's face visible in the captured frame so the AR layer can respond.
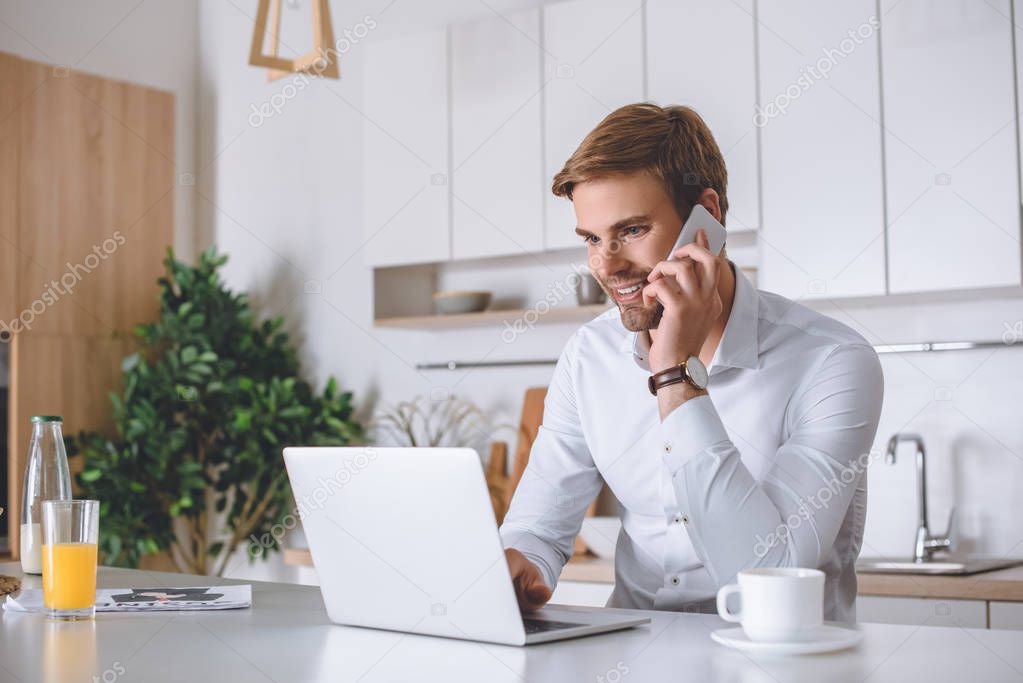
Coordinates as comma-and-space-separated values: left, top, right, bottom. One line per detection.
572, 172, 684, 331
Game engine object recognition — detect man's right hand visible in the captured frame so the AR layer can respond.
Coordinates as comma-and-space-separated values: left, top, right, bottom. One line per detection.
504, 548, 552, 612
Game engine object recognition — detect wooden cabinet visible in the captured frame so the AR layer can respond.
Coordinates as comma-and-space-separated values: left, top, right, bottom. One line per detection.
757, 1, 886, 299
451, 9, 544, 260
0, 53, 19, 328
363, 29, 451, 267
0, 51, 173, 559
646, 0, 760, 234
15, 59, 174, 336
542, 0, 644, 251
857, 596, 987, 628
881, 0, 1021, 293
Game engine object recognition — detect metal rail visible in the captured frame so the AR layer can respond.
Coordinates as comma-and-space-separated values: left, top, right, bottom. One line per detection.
415, 339, 1017, 370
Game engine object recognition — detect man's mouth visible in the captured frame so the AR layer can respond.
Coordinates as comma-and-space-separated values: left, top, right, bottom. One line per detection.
610, 281, 645, 304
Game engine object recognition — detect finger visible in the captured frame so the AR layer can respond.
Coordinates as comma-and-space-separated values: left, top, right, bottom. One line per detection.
695, 227, 710, 249
675, 241, 719, 294
651, 257, 700, 298
522, 582, 552, 611
642, 278, 684, 309
647, 258, 695, 283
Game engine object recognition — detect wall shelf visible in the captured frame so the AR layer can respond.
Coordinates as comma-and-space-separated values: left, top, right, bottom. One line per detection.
374, 304, 612, 330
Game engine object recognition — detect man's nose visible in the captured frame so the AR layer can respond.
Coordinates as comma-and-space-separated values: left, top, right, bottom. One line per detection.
592, 240, 628, 279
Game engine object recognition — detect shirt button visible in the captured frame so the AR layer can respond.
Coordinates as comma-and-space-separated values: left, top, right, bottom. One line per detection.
672, 513, 684, 525
664, 442, 672, 454
682, 514, 690, 525
671, 576, 681, 586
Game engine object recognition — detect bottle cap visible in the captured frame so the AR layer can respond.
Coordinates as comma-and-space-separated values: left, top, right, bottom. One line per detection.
30, 415, 63, 423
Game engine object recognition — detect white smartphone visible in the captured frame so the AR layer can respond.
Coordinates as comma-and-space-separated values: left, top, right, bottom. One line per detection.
650, 205, 727, 320
667, 204, 727, 261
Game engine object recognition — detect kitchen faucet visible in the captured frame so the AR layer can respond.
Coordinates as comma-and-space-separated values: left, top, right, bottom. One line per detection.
884, 433, 957, 563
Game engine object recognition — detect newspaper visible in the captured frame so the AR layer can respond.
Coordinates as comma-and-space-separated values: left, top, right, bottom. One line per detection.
4, 585, 252, 613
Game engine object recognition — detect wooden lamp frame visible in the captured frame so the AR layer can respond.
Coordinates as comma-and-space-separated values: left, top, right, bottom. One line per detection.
249, 0, 340, 81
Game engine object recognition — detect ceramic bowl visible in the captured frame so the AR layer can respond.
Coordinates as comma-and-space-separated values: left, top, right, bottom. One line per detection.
433, 290, 492, 315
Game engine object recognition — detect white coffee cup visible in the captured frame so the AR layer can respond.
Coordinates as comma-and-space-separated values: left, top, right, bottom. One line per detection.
716, 567, 824, 642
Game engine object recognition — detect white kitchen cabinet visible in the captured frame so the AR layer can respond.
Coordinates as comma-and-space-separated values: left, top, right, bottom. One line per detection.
542, 0, 645, 251
881, 0, 1021, 293
857, 596, 987, 628
1015, 0, 1023, 220
989, 601, 1023, 631
363, 29, 451, 267
757, 1, 886, 300
451, 9, 544, 260
646, 0, 760, 234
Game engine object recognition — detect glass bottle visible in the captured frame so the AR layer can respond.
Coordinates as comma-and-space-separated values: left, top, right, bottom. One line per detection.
20, 416, 72, 574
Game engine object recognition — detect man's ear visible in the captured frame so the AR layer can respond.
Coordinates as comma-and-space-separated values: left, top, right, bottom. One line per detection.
697, 188, 723, 224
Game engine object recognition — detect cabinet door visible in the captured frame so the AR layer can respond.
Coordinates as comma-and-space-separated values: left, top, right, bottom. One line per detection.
758, 1, 886, 299
451, 9, 544, 260
647, 0, 759, 233
542, 0, 644, 251
857, 596, 987, 628
882, 0, 1020, 293
1017, 0, 1023, 211
989, 602, 1023, 631
0, 52, 19, 327
363, 29, 450, 267
17, 62, 174, 336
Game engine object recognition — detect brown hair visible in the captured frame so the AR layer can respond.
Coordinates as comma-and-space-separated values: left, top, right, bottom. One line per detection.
551, 103, 729, 225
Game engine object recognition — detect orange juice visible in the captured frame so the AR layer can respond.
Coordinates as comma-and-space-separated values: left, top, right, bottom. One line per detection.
41, 543, 98, 609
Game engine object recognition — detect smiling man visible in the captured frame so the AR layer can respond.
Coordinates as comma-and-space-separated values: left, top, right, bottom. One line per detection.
500, 103, 884, 623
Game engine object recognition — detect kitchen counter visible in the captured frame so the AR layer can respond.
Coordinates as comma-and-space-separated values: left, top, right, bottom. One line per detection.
561, 556, 1023, 602
3, 562, 1023, 682
857, 564, 1023, 602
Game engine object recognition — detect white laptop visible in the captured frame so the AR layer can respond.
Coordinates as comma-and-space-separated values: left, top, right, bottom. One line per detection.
283, 446, 649, 646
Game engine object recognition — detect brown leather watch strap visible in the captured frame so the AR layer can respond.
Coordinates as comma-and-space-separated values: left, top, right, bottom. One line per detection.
648, 363, 689, 396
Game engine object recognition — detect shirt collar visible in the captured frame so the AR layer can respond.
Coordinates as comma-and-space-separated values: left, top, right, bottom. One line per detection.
619, 262, 760, 374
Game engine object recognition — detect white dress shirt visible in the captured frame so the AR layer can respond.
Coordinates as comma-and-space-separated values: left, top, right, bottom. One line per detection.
500, 264, 884, 623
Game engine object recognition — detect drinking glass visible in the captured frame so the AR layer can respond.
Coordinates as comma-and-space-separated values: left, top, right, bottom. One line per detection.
41, 500, 99, 620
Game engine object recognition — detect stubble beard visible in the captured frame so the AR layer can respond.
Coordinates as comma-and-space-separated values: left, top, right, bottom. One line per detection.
619, 301, 661, 332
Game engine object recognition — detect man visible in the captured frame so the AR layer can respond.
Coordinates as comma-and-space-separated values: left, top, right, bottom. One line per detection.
500, 103, 883, 623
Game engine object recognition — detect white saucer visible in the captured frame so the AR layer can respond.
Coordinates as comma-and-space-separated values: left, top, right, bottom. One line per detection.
711, 625, 863, 655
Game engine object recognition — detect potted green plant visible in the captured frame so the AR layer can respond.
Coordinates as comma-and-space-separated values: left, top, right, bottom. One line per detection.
70, 248, 362, 575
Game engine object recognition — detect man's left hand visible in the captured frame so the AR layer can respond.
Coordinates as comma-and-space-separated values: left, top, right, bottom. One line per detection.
642, 228, 723, 374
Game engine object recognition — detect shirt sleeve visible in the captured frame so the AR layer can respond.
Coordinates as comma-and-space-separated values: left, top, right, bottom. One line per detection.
499, 333, 604, 590
660, 342, 884, 586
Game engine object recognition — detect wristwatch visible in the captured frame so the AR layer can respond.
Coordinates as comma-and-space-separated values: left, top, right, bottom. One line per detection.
648, 355, 708, 395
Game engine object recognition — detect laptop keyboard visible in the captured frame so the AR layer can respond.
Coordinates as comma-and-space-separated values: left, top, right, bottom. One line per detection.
522, 618, 586, 634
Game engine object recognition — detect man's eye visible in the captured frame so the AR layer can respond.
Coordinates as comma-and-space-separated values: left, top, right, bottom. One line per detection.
621, 226, 644, 241
583, 234, 600, 245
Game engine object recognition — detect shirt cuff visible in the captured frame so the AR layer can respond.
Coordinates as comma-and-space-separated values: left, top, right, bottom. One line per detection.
499, 527, 562, 590
659, 394, 730, 474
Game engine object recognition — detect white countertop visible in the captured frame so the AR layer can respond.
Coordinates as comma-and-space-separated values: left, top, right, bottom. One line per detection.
2, 562, 1023, 683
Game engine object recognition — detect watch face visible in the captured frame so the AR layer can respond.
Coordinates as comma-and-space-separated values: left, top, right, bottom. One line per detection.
686, 356, 708, 389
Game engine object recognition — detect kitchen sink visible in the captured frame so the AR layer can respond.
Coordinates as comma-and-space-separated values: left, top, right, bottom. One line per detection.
856, 557, 1023, 575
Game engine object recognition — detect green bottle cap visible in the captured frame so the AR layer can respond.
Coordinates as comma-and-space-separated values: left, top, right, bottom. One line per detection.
30, 415, 63, 423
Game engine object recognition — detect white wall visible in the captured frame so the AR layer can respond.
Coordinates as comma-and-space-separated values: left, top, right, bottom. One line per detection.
0, 0, 200, 258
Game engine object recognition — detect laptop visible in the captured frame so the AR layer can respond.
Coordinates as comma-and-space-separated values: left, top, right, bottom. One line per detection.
283, 446, 649, 646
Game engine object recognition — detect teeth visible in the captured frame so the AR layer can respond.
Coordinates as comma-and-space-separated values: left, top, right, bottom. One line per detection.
617, 284, 642, 295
